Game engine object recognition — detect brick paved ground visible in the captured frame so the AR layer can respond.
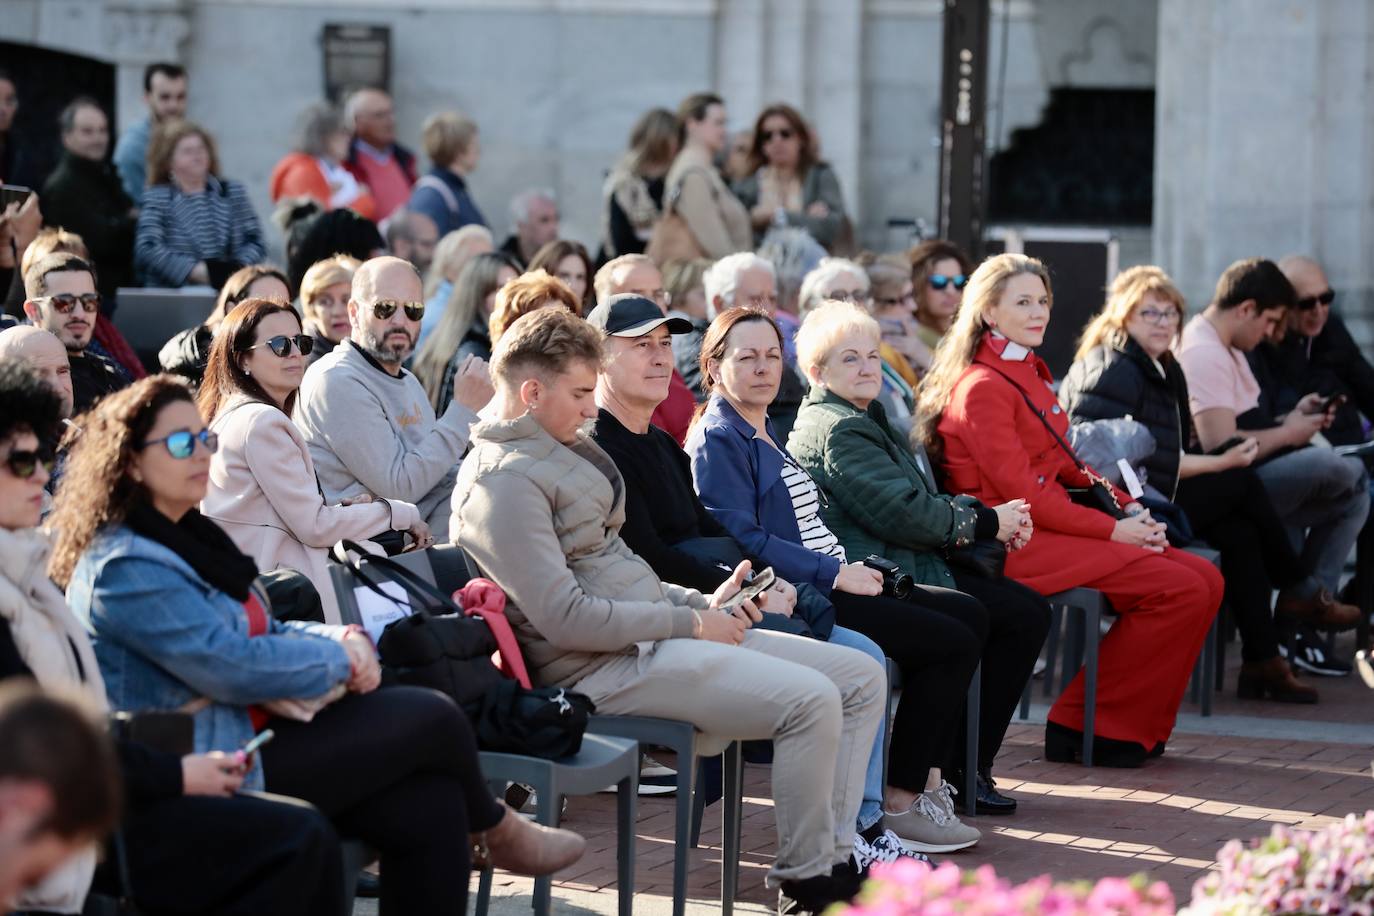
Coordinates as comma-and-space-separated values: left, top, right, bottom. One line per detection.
359, 629, 1372, 914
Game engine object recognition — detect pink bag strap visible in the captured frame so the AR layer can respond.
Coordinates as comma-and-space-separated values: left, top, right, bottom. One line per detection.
456, 579, 532, 689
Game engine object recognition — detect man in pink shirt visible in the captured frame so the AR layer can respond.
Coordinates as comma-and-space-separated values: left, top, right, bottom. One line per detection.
342, 88, 417, 222
1177, 258, 1366, 675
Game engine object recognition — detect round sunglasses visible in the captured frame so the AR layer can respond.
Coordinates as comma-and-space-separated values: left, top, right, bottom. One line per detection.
138, 428, 219, 459
928, 274, 968, 292
240, 334, 314, 358
5, 448, 56, 479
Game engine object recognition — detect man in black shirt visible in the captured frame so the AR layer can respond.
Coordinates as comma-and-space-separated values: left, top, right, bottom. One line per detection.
22, 253, 126, 414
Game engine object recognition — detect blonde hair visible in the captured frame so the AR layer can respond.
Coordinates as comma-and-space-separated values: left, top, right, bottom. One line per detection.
913, 253, 1053, 454
794, 300, 881, 379
425, 224, 494, 299
489, 269, 581, 344
422, 111, 479, 169
1075, 265, 1187, 361
299, 255, 360, 321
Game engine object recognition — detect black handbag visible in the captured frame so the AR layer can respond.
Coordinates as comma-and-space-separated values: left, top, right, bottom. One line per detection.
335, 543, 595, 758
983, 364, 1128, 521
946, 538, 1008, 579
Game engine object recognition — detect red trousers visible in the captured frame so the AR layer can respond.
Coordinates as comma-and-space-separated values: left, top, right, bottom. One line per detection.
1046, 547, 1223, 749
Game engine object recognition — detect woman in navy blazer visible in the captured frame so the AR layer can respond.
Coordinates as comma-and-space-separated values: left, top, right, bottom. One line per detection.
685, 307, 989, 852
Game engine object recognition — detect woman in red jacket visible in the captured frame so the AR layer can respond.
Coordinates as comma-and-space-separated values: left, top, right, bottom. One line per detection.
915, 253, 1222, 767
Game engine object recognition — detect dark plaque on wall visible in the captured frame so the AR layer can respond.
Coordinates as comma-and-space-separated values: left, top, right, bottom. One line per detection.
322, 24, 391, 102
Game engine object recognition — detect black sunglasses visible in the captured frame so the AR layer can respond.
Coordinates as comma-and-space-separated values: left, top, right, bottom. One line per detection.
5, 448, 55, 479
371, 299, 425, 322
41, 292, 102, 314
241, 334, 314, 358
929, 274, 968, 291
1296, 289, 1335, 311
138, 428, 219, 459
761, 128, 795, 142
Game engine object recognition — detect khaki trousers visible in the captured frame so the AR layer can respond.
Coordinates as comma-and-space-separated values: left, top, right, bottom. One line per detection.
573, 629, 885, 886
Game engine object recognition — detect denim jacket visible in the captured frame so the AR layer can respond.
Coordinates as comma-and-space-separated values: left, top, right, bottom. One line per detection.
685, 395, 844, 594
66, 525, 352, 790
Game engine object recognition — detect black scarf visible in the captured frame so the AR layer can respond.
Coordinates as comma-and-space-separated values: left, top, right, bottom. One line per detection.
125, 502, 259, 601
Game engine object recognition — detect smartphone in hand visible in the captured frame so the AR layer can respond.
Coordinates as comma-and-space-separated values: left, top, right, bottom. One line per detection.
717, 567, 776, 611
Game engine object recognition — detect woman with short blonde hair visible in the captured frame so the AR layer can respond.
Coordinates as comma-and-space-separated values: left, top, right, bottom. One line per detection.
408, 110, 487, 237
925, 254, 1224, 766
299, 254, 360, 364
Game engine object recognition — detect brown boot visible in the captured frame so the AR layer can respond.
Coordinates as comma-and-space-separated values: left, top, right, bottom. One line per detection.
1274, 587, 1361, 629
1237, 656, 1319, 704
470, 800, 587, 877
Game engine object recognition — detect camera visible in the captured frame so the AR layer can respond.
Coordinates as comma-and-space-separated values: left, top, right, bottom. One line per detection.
862, 555, 913, 599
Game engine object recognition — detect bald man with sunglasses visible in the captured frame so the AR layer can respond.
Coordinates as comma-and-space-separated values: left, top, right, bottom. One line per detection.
21, 253, 126, 414
296, 256, 494, 540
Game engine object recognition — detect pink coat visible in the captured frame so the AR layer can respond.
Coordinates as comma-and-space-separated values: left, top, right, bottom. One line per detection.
203, 396, 420, 623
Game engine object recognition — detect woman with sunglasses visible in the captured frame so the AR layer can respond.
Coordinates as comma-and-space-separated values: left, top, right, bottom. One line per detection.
907, 240, 973, 352
159, 263, 291, 385
0, 360, 352, 916
734, 104, 849, 252
50, 374, 587, 916
1060, 266, 1358, 703
198, 298, 431, 624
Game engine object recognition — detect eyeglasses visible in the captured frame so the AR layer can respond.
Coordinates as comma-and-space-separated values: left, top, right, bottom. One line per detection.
761, 128, 795, 143
1136, 307, 1180, 326
648, 289, 673, 308
743, 293, 779, 309
828, 290, 872, 305
138, 428, 219, 459
241, 334, 314, 358
39, 292, 102, 314
1296, 289, 1335, 311
875, 293, 917, 308
5, 447, 55, 479
370, 299, 425, 322
928, 274, 967, 292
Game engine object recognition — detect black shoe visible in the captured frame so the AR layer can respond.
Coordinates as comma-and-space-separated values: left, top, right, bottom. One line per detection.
777, 865, 860, 915
1280, 626, 1353, 677
974, 770, 1017, 814
1043, 721, 1148, 768
1148, 741, 1166, 759
355, 868, 380, 898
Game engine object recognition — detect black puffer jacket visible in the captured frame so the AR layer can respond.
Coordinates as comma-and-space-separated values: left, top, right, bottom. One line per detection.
1059, 338, 1192, 499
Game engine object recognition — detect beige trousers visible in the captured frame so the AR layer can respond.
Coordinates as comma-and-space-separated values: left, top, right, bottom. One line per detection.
572, 629, 885, 887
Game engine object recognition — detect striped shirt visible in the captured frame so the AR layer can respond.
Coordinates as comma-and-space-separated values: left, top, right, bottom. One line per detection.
779, 451, 847, 562
134, 175, 265, 287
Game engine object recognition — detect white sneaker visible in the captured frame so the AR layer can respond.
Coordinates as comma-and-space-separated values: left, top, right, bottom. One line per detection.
599, 755, 678, 796
853, 829, 933, 874
883, 793, 981, 853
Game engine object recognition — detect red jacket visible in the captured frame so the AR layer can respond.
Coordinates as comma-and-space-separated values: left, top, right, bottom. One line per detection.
937, 338, 1142, 594
651, 369, 698, 446
269, 153, 377, 222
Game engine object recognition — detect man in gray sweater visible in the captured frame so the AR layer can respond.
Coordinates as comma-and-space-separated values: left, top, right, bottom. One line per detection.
296, 256, 492, 540
450, 308, 885, 914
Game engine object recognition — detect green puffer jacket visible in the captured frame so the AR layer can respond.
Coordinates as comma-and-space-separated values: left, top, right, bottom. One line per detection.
787, 387, 982, 586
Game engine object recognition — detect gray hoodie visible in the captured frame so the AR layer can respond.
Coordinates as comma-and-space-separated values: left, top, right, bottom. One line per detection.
296, 338, 476, 540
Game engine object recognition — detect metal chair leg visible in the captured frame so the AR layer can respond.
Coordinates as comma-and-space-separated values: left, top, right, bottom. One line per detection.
964, 663, 980, 816
721, 742, 743, 916
1042, 604, 1063, 698
670, 752, 695, 916
1082, 600, 1100, 767
532, 777, 558, 915
617, 773, 635, 916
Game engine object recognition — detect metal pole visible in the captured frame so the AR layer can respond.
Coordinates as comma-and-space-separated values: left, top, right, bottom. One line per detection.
936, 0, 991, 259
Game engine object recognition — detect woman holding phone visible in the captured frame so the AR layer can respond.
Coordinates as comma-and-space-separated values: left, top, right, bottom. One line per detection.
1059, 265, 1359, 703
51, 375, 585, 916
686, 306, 985, 854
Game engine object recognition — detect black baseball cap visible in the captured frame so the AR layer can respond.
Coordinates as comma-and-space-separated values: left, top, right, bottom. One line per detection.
586, 294, 693, 337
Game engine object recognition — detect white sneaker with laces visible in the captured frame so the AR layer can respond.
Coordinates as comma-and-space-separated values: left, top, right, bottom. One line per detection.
854, 829, 932, 873
882, 792, 981, 853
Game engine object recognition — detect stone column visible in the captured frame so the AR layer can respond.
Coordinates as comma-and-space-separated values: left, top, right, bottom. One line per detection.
1154, 0, 1374, 344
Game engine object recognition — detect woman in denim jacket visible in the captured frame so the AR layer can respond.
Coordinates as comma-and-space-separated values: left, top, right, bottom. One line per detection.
51, 376, 585, 916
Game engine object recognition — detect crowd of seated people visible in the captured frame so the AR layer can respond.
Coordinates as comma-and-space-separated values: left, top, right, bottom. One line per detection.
1, 68, 1372, 916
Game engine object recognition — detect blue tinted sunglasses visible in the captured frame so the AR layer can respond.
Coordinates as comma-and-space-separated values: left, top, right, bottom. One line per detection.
929, 273, 968, 291
138, 428, 219, 459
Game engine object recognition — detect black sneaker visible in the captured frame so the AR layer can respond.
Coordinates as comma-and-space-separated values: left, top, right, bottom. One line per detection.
777, 865, 861, 915
1279, 626, 1352, 677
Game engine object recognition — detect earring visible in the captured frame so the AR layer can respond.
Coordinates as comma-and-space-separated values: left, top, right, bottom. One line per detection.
244, 368, 251, 376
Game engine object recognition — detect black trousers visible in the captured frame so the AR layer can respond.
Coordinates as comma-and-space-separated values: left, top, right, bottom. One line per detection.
1176, 466, 1308, 662
830, 587, 984, 792
260, 686, 506, 916
947, 571, 1053, 771
95, 792, 343, 916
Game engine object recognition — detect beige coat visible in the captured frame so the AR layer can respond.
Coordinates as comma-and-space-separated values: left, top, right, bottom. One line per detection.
665, 145, 752, 259
203, 396, 421, 624
451, 413, 707, 688
0, 526, 105, 913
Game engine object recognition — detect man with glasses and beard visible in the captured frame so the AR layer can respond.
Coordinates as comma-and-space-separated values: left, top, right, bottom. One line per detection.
295, 255, 493, 540
21, 254, 126, 414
